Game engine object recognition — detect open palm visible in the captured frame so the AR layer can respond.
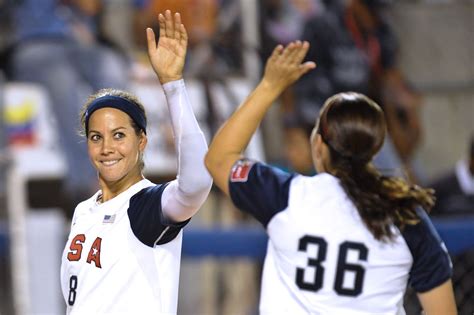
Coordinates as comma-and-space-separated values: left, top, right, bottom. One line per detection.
147, 10, 188, 84
263, 41, 316, 92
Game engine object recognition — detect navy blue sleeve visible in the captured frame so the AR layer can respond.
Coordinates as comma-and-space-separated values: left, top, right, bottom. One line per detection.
128, 183, 190, 247
401, 208, 453, 292
228, 159, 295, 228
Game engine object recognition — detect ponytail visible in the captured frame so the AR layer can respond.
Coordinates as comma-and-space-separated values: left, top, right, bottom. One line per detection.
317, 92, 435, 241
331, 155, 434, 241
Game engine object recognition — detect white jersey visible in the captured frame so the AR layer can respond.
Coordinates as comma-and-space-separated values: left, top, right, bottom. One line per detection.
229, 160, 452, 315
61, 179, 189, 315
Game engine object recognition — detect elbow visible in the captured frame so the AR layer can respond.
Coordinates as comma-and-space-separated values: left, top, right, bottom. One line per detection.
198, 171, 213, 194
204, 151, 221, 178
184, 169, 213, 197
205, 150, 240, 181
179, 162, 213, 197
204, 151, 211, 164
204, 150, 236, 197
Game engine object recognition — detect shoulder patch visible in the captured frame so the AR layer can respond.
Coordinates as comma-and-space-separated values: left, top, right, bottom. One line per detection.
230, 160, 255, 182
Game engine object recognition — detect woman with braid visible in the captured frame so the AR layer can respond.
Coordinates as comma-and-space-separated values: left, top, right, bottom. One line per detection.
205, 41, 456, 314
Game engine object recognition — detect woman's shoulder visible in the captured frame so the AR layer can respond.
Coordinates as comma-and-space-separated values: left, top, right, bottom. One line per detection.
295, 172, 339, 184
130, 179, 169, 199
289, 173, 343, 197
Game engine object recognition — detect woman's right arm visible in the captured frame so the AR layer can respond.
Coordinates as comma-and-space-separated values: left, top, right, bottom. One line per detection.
146, 10, 212, 223
417, 279, 457, 315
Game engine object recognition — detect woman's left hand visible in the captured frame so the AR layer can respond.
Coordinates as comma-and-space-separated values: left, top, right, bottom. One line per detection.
146, 10, 188, 84
262, 41, 316, 93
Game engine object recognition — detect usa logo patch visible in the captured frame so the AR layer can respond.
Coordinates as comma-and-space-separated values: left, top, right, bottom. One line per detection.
230, 160, 255, 182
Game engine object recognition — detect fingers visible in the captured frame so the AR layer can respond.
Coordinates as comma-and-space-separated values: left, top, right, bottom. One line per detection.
174, 12, 181, 41
158, 13, 165, 39
270, 44, 284, 60
158, 10, 187, 44
264, 41, 315, 85
295, 41, 311, 64
280, 41, 297, 61
299, 61, 317, 76
164, 10, 173, 37
146, 28, 156, 55
158, 10, 173, 39
275, 41, 313, 67
180, 23, 188, 48
282, 41, 305, 64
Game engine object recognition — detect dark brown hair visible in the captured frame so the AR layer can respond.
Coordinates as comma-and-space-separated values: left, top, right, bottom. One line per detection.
317, 92, 434, 241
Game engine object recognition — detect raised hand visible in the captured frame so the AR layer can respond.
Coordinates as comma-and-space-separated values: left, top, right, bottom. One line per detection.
262, 41, 316, 92
146, 10, 188, 84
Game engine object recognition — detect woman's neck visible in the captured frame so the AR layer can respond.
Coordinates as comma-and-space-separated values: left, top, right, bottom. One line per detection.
98, 173, 144, 202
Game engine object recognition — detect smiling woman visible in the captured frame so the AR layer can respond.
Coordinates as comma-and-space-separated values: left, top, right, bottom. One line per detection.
60, 10, 212, 315
86, 107, 145, 190
80, 90, 148, 196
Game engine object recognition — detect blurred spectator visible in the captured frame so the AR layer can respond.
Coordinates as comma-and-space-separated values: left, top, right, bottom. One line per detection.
259, 0, 322, 175
267, 0, 422, 179
295, 0, 398, 124
260, 0, 322, 60
282, 122, 315, 175
5, 0, 144, 210
143, 0, 217, 48
0, 1, 14, 73
430, 136, 474, 216
135, 0, 242, 77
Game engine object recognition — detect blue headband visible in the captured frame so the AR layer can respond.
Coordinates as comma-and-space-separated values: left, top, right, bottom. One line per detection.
84, 95, 147, 135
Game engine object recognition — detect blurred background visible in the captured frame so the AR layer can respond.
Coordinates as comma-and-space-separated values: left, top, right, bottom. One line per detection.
0, 0, 473, 314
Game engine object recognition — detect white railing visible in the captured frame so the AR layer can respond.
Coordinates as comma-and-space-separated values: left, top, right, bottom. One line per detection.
6, 164, 30, 315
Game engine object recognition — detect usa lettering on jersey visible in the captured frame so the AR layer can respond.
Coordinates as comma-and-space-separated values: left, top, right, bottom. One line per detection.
230, 160, 255, 182
67, 234, 102, 268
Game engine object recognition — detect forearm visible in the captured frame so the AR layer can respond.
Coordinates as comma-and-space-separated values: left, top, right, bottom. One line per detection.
417, 279, 457, 315
205, 41, 315, 194
163, 79, 211, 191
213, 80, 280, 155
162, 79, 200, 137
210, 81, 280, 157
161, 79, 212, 221
206, 80, 281, 193
161, 134, 212, 221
